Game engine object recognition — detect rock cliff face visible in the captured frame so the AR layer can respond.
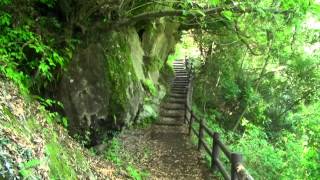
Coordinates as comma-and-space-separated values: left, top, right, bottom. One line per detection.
58, 20, 179, 145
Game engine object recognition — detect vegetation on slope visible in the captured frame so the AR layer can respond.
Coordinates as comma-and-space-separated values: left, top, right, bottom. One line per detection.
1, 0, 319, 179
0, 79, 121, 179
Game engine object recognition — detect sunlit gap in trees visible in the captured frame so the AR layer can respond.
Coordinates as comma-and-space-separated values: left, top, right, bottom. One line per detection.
175, 31, 202, 60
303, 13, 320, 54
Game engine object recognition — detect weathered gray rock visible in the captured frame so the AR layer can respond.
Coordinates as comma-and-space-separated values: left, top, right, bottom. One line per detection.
57, 21, 179, 144
58, 43, 111, 141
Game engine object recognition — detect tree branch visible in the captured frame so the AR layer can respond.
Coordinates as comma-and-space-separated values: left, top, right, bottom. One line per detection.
110, 6, 292, 27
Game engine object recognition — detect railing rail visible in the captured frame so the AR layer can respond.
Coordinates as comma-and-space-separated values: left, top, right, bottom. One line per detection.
183, 58, 253, 180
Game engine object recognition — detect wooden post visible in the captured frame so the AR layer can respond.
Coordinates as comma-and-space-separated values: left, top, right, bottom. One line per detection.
211, 132, 220, 171
184, 103, 188, 124
231, 153, 243, 180
198, 118, 204, 150
188, 112, 193, 136
185, 57, 189, 71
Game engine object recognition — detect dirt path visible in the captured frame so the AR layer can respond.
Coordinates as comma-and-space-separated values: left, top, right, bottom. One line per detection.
121, 60, 212, 179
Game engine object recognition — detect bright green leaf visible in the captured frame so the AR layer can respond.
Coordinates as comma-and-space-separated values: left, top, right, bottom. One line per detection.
222, 10, 233, 21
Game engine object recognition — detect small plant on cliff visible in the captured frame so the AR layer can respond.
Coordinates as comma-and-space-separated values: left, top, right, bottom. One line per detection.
142, 79, 158, 96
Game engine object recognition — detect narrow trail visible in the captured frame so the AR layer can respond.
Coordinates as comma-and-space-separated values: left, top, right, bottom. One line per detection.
139, 60, 211, 179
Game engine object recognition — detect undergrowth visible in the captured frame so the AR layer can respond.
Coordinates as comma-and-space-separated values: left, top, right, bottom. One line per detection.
105, 138, 150, 180
1, 97, 95, 179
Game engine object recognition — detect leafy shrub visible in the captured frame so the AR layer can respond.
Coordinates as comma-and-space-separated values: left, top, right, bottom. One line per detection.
0, 14, 66, 94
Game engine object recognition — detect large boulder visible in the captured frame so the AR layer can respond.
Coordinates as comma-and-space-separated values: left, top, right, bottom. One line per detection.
57, 21, 179, 145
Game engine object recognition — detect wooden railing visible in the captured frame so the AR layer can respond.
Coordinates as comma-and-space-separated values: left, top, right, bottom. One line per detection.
183, 59, 253, 180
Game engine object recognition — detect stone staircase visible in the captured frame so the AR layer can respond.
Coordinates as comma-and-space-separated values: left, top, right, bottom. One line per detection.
157, 60, 189, 126
139, 59, 210, 179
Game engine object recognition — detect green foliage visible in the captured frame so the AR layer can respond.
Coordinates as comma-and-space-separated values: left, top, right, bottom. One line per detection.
167, 54, 176, 70
209, 0, 220, 7
221, 10, 233, 21
104, 138, 122, 165
18, 159, 41, 178
0, 0, 76, 96
142, 79, 158, 96
37, 99, 68, 128
190, 1, 320, 179
127, 165, 149, 180
0, 20, 66, 95
221, 78, 241, 101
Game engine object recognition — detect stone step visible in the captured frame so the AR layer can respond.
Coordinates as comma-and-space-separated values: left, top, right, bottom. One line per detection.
153, 122, 184, 126
160, 108, 185, 114
175, 74, 189, 79
171, 90, 187, 94
171, 91, 186, 94
175, 71, 188, 73
171, 83, 189, 87
173, 68, 185, 70
161, 102, 185, 109
173, 81, 189, 84
167, 99, 186, 104
172, 83, 189, 85
161, 105, 185, 111
167, 96, 186, 100
172, 87, 187, 90
175, 75, 188, 77
173, 80, 189, 83
160, 113, 184, 119
172, 86, 187, 90
156, 117, 184, 125
174, 77, 188, 80
172, 82, 188, 85
174, 76, 189, 78
171, 87, 187, 91
173, 79, 189, 82
172, 83, 188, 86
170, 88, 187, 94
169, 94, 187, 98
167, 98, 186, 103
